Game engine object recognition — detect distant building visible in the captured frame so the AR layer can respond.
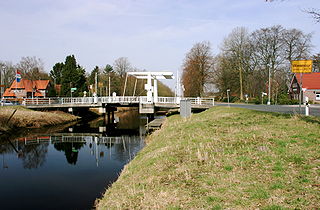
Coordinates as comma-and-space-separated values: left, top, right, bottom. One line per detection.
289, 73, 320, 103
3, 79, 50, 98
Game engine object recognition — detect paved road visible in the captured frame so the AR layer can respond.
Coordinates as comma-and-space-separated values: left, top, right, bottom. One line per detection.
215, 103, 320, 117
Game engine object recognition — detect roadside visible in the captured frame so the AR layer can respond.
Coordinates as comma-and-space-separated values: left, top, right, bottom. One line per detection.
216, 102, 320, 116
0, 106, 79, 133
96, 106, 319, 209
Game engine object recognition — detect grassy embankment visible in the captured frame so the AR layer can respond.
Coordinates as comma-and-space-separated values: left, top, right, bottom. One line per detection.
97, 107, 319, 209
0, 106, 79, 132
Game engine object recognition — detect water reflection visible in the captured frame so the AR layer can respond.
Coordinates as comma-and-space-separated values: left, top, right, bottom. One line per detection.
54, 141, 84, 165
0, 109, 146, 210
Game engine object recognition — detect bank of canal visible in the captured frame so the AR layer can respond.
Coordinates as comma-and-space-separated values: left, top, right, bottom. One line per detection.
96, 107, 320, 209
0, 109, 147, 210
0, 106, 79, 133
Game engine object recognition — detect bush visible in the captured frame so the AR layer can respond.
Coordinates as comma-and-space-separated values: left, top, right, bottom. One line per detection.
290, 99, 299, 105
230, 96, 239, 103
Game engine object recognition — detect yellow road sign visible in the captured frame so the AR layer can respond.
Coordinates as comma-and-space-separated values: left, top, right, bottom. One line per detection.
291, 60, 313, 73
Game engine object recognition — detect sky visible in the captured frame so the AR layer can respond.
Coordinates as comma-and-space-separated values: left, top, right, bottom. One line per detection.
0, 0, 319, 89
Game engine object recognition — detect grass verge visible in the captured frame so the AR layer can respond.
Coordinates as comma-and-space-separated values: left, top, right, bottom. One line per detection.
0, 106, 79, 132
96, 107, 319, 209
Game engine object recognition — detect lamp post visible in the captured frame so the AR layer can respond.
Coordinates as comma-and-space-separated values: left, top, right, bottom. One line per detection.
227, 89, 230, 107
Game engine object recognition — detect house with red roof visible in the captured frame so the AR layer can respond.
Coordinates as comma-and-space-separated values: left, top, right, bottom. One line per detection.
289, 73, 320, 103
3, 79, 50, 99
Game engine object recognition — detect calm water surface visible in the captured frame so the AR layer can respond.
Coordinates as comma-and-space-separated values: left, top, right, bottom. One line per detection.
0, 110, 146, 210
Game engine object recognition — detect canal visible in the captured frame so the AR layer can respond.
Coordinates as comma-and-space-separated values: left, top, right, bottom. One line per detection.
0, 109, 146, 210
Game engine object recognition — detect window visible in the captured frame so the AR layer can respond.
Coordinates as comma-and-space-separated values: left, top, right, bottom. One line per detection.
316, 93, 320, 101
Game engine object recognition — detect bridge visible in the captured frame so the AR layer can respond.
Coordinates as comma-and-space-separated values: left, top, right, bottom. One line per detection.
19, 71, 214, 114
22, 96, 215, 114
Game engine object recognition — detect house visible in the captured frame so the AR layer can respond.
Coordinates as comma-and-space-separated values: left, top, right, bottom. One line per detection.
289, 73, 320, 103
3, 79, 50, 99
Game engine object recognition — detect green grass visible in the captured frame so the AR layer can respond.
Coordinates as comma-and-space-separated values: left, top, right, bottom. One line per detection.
96, 107, 320, 209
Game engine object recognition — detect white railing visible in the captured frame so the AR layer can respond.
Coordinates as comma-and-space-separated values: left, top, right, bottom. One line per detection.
186, 97, 215, 106
23, 96, 214, 107
157, 97, 177, 104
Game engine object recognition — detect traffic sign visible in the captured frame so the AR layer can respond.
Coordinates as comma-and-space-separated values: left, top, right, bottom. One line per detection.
291, 60, 313, 73
71, 88, 77, 92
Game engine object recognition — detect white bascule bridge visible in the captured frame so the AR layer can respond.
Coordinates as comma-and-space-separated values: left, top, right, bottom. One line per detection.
22, 71, 215, 114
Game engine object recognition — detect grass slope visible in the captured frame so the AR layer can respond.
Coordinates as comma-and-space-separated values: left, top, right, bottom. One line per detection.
97, 107, 320, 209
0, 106, 78, 132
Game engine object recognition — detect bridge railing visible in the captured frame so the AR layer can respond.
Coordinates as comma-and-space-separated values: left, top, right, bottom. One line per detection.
23, 96, 214, 107
100, 96, 144, 104
156, 97, 214, 106
24, 98, 60, 105
157, 97, 177, 104
186, 97, 215, 106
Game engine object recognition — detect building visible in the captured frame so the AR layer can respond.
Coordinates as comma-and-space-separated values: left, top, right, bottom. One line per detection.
289, 73, 320, 103
3, 79, 50, 99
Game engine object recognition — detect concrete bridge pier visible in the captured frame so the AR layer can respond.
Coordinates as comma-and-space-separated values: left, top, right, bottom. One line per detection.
104, 106, 117, 126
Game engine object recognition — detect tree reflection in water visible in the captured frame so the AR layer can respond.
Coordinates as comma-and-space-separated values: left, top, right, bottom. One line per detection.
54, 142, 85, 165
18, 143, 49, 169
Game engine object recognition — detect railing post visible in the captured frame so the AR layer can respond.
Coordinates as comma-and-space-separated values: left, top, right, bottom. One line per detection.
212, 98, 215, 106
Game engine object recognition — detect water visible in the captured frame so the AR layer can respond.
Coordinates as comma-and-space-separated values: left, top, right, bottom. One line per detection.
0, 110, 146, 210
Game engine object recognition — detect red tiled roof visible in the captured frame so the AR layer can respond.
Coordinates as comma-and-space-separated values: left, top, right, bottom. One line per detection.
295, 73, 320, 90
11, 79, 34, 92
34, 80, 49, 90
10, 79, 49, 91
3, 88, 16, 97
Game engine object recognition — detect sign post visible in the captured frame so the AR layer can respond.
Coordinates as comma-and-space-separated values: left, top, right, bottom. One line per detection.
291, 60, 313, 114
70, 88, 77, 102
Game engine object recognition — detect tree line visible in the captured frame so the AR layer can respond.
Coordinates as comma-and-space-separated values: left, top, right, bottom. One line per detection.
0, 56, 173, 98
182, 25, 319, 104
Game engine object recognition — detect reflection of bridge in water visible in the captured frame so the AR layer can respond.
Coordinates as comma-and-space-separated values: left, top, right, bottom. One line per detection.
17, 133, 143, 146
2, 133, 144, 168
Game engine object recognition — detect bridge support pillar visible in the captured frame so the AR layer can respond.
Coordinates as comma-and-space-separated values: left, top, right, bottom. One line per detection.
146, 72, 153, 103
106, 106, 117, 125
153, 79, 158, 103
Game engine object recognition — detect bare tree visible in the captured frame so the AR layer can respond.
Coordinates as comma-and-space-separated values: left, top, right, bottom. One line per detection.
312, 53, 320, 72
113, 57, 131, 78
213, 25, 312, 102
0, 61, 15, 88
306, 8, 320, 22
16, 56, 47, 80
221, 27, 252, 100
182, 41, 214, 97
265, 0, 320, 23
213, 55, 239, 97
282, 28, 312, 61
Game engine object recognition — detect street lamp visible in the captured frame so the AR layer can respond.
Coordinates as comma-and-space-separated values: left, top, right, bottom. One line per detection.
227, 89, 230, 107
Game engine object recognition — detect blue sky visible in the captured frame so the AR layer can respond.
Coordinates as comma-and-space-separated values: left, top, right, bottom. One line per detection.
0, 0, 319, 88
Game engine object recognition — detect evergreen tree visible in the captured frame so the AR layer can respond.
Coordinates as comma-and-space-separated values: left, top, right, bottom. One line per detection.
88, 66, 100, 86
50, 62, 64, 84
104, 64, 113, 74
75, 65, 88, 96
60, 55, 87, 97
